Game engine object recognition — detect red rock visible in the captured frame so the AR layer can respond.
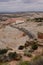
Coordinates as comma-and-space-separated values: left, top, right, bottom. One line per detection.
38, 32, 43, 39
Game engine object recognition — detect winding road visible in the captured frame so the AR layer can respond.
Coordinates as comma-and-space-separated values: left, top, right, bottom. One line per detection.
10, 25, 36, 39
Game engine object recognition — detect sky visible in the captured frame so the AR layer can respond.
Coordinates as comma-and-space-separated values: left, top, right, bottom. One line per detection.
0, 0, 43, 12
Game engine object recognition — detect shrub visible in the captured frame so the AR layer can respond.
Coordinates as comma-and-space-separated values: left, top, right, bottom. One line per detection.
8, 52, 22, 60
28, 49, 34, 53
15, 54, 22, 60
24, 41, 30, 48
31, 43, 38, 50
0, 49, 8, 55
34, 18, 43, 22
32, 44, 38, 50
18, 45, 24, 50
24, 52, 32, 57
8, 52, 17, 59
24, 49, 32, 57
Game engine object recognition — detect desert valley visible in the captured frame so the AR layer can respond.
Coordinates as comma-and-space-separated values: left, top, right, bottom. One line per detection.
0, 12, 43, 65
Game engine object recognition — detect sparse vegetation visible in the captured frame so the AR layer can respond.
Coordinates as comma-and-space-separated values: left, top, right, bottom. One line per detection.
0, 62, 9, 65
24, 41, 30, 48
8, 52, 17, 60
34, 18, 43, 22
31, 42, 38, 50
8, 52, 22, 60
18, 45, 24, 50
0, 13, 43, 65
18, 56, 43, 65
18, 61, 29, 65
24, 52, 32, 57
28, 49, 34, 53
0, 49, 8, 55
24, 49, 32, 57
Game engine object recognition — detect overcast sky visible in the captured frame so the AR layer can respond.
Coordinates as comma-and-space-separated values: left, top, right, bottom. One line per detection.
0, 0, 43, 12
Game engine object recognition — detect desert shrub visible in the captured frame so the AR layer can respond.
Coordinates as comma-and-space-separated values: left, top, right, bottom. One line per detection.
31, 43, 38, 50
24, 41, 30, 48
8, 52, 17, 59
24, 49, 32, 57
0, 49, 8, 55
32, 44, 38, 50
15, 54, 22, 60
8, 52, 22, 60
34, 18, 43, 22
28, 49, 34, 53
24, 52, 32, 57
18, 45, 24, 50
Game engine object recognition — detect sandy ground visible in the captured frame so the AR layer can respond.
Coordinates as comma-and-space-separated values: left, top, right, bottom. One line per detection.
0, 21, 43, 49
0, 19, 43, 65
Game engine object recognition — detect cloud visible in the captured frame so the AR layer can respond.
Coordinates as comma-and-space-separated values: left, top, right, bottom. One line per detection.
0, 0, 10, 2
22, 0, 37, 3
0, 0, 43, 12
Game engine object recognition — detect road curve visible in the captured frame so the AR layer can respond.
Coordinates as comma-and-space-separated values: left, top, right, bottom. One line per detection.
10, 25, 36, 39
